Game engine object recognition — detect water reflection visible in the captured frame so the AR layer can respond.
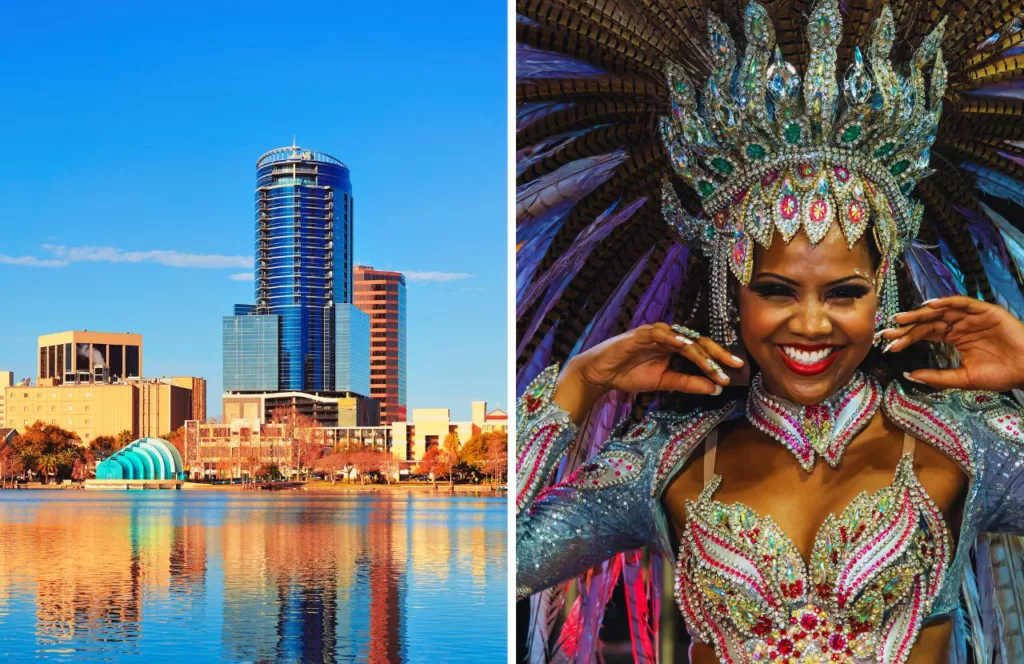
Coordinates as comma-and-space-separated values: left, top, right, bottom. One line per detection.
0, 492, 506, 662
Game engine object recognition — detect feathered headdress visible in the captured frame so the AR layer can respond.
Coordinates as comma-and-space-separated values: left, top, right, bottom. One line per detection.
518, 0, 1024, 661
659, 1, 944, 343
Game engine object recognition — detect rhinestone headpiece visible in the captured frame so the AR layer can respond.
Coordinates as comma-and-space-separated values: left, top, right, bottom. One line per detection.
659, 0, 948, 344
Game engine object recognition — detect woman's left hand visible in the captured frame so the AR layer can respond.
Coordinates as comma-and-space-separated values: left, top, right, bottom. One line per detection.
881, 296, 1024, 391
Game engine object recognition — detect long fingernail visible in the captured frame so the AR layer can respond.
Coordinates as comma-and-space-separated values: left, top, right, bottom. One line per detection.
882, 340, 898, 353
887, 313, 903, 324
730, 355, 744, 365
903, 372, 927, 385
717, 371, 730, 383
675, 335, 694, 345
922, 298, 939, 305
712, 385, 723, 396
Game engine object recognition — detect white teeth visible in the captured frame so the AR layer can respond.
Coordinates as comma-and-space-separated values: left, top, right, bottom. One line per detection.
780, 345, 836, 365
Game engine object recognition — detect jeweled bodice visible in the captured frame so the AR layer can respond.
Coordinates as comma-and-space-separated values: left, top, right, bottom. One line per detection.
676, 455, 951, 664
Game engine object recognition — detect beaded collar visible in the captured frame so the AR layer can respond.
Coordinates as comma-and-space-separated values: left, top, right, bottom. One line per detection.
746, 371, 881, 472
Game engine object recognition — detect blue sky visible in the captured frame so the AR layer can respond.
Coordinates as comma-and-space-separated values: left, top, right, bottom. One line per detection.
0, 1, 507, 419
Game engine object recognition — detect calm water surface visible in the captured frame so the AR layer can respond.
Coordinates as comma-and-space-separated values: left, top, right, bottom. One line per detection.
0, 491, 507, 662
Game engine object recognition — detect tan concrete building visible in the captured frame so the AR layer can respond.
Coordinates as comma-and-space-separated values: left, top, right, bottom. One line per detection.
0, 371, 12, 428
391, 401, 508, 463
4, 377, 204, 443
37, 331, 142, 385
183, 420, 391, 479
171, 376, 207, 423
222, 391, 379, 428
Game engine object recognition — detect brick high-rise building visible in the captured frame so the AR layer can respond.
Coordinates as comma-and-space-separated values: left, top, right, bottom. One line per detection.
354, 266, 407, 424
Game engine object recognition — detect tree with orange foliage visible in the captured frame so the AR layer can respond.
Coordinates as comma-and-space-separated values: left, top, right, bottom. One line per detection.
485, 431, 508, 486
0, 444, 23, 488
11, 422, 84, 482
415, 447, 445, 487
441, 432, 461, 487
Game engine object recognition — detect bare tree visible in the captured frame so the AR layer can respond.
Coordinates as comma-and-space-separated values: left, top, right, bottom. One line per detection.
379, 452, 401, 485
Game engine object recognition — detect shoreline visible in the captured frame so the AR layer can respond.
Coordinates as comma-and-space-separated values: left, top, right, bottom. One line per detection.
1, 481, 507, 496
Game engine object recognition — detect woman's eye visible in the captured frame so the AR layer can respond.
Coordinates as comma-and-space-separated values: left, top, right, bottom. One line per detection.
828, 286, 870, 300
751, 284, 795, 299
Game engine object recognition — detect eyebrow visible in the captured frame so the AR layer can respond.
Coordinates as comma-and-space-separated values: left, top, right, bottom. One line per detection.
752, 272, 872, 287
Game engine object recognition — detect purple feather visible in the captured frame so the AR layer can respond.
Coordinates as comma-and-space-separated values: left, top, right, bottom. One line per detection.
517, 197, 648, 357
516, 323, 558, 395
517, 44, 605, 80
963, 81, 1024, 100
517, 150, 628, 233
958, 205, 1024, 317
516, 151, 628, 297
570, 246, 656, 358
630, 243, 688, 328
904, 241, 967, 302
517, 102, 574, 133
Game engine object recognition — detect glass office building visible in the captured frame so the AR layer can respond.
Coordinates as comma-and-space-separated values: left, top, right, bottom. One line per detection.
334, 304, 371, 396
224, 145, 369, 396
223, 314, 279, 392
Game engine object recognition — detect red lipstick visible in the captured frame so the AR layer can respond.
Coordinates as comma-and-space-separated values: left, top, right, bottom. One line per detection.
776, 344, 842, 376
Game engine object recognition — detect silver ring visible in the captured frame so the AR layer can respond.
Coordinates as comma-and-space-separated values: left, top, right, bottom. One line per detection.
670, 324, 701, 340
705, 358, 723, 374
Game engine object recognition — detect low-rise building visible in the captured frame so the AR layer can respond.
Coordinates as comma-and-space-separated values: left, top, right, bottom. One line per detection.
381, 400, 508, 463
4, 377, 205, 443
183, 420, 390, 479
0, 371, 12, 427
222, 391, 379, 428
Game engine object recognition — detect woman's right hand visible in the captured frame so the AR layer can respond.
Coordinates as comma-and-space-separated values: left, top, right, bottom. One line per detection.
552, 323, 745, 424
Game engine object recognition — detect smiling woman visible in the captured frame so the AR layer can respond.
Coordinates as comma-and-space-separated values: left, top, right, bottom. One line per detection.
515, 1, 1024, 662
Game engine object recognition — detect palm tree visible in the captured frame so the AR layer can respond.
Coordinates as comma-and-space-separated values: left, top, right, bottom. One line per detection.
38, 454, 59, 485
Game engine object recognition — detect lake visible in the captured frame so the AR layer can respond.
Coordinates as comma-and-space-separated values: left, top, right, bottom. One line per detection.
0, 490, 507, 662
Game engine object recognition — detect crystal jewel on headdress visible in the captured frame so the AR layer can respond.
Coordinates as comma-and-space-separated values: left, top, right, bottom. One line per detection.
658, 0, 946, 343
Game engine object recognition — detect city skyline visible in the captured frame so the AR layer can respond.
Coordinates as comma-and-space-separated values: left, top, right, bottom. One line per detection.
0, 1, 507, 420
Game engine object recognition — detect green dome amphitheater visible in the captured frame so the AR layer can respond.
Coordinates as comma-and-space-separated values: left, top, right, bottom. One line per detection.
95, 438, 184, 481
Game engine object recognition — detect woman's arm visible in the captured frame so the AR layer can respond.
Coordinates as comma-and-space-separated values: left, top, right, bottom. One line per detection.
515, 365, 657, 598
516, 326, 742, 598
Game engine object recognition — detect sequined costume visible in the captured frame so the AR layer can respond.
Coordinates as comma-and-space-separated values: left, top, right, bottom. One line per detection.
516, 367, 1024, 663
517, 0, 1024, 660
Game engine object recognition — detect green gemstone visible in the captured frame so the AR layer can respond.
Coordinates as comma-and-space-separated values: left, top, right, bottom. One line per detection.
890, 160, 911, 176
900, 181, 915, 194
874, 142, 895, 158
746, 144, 766, 159
784, 123, 801, 144
697, 180, 716, 197
841, 125, 861, 143
711, 157, 734, 175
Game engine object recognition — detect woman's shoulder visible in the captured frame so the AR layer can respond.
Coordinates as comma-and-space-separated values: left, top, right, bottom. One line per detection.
599, 399, 743, 498
881, 379, 1024, 475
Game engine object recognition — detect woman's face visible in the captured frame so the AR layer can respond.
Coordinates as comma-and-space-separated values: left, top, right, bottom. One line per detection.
736, 223, 878, 405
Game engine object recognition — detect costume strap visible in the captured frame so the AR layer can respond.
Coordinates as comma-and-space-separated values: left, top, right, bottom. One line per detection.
903, 432, 917, 460
703, 428, 719, 487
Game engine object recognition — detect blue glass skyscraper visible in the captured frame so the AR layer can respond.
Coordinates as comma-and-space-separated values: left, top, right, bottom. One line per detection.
224, 145, 369, 396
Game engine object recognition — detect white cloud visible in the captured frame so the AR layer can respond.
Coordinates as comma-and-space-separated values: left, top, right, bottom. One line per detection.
404, 271, 473, 283
228, 273, 254, 281
0, 254, 68, 267
40, 244, 253, 269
